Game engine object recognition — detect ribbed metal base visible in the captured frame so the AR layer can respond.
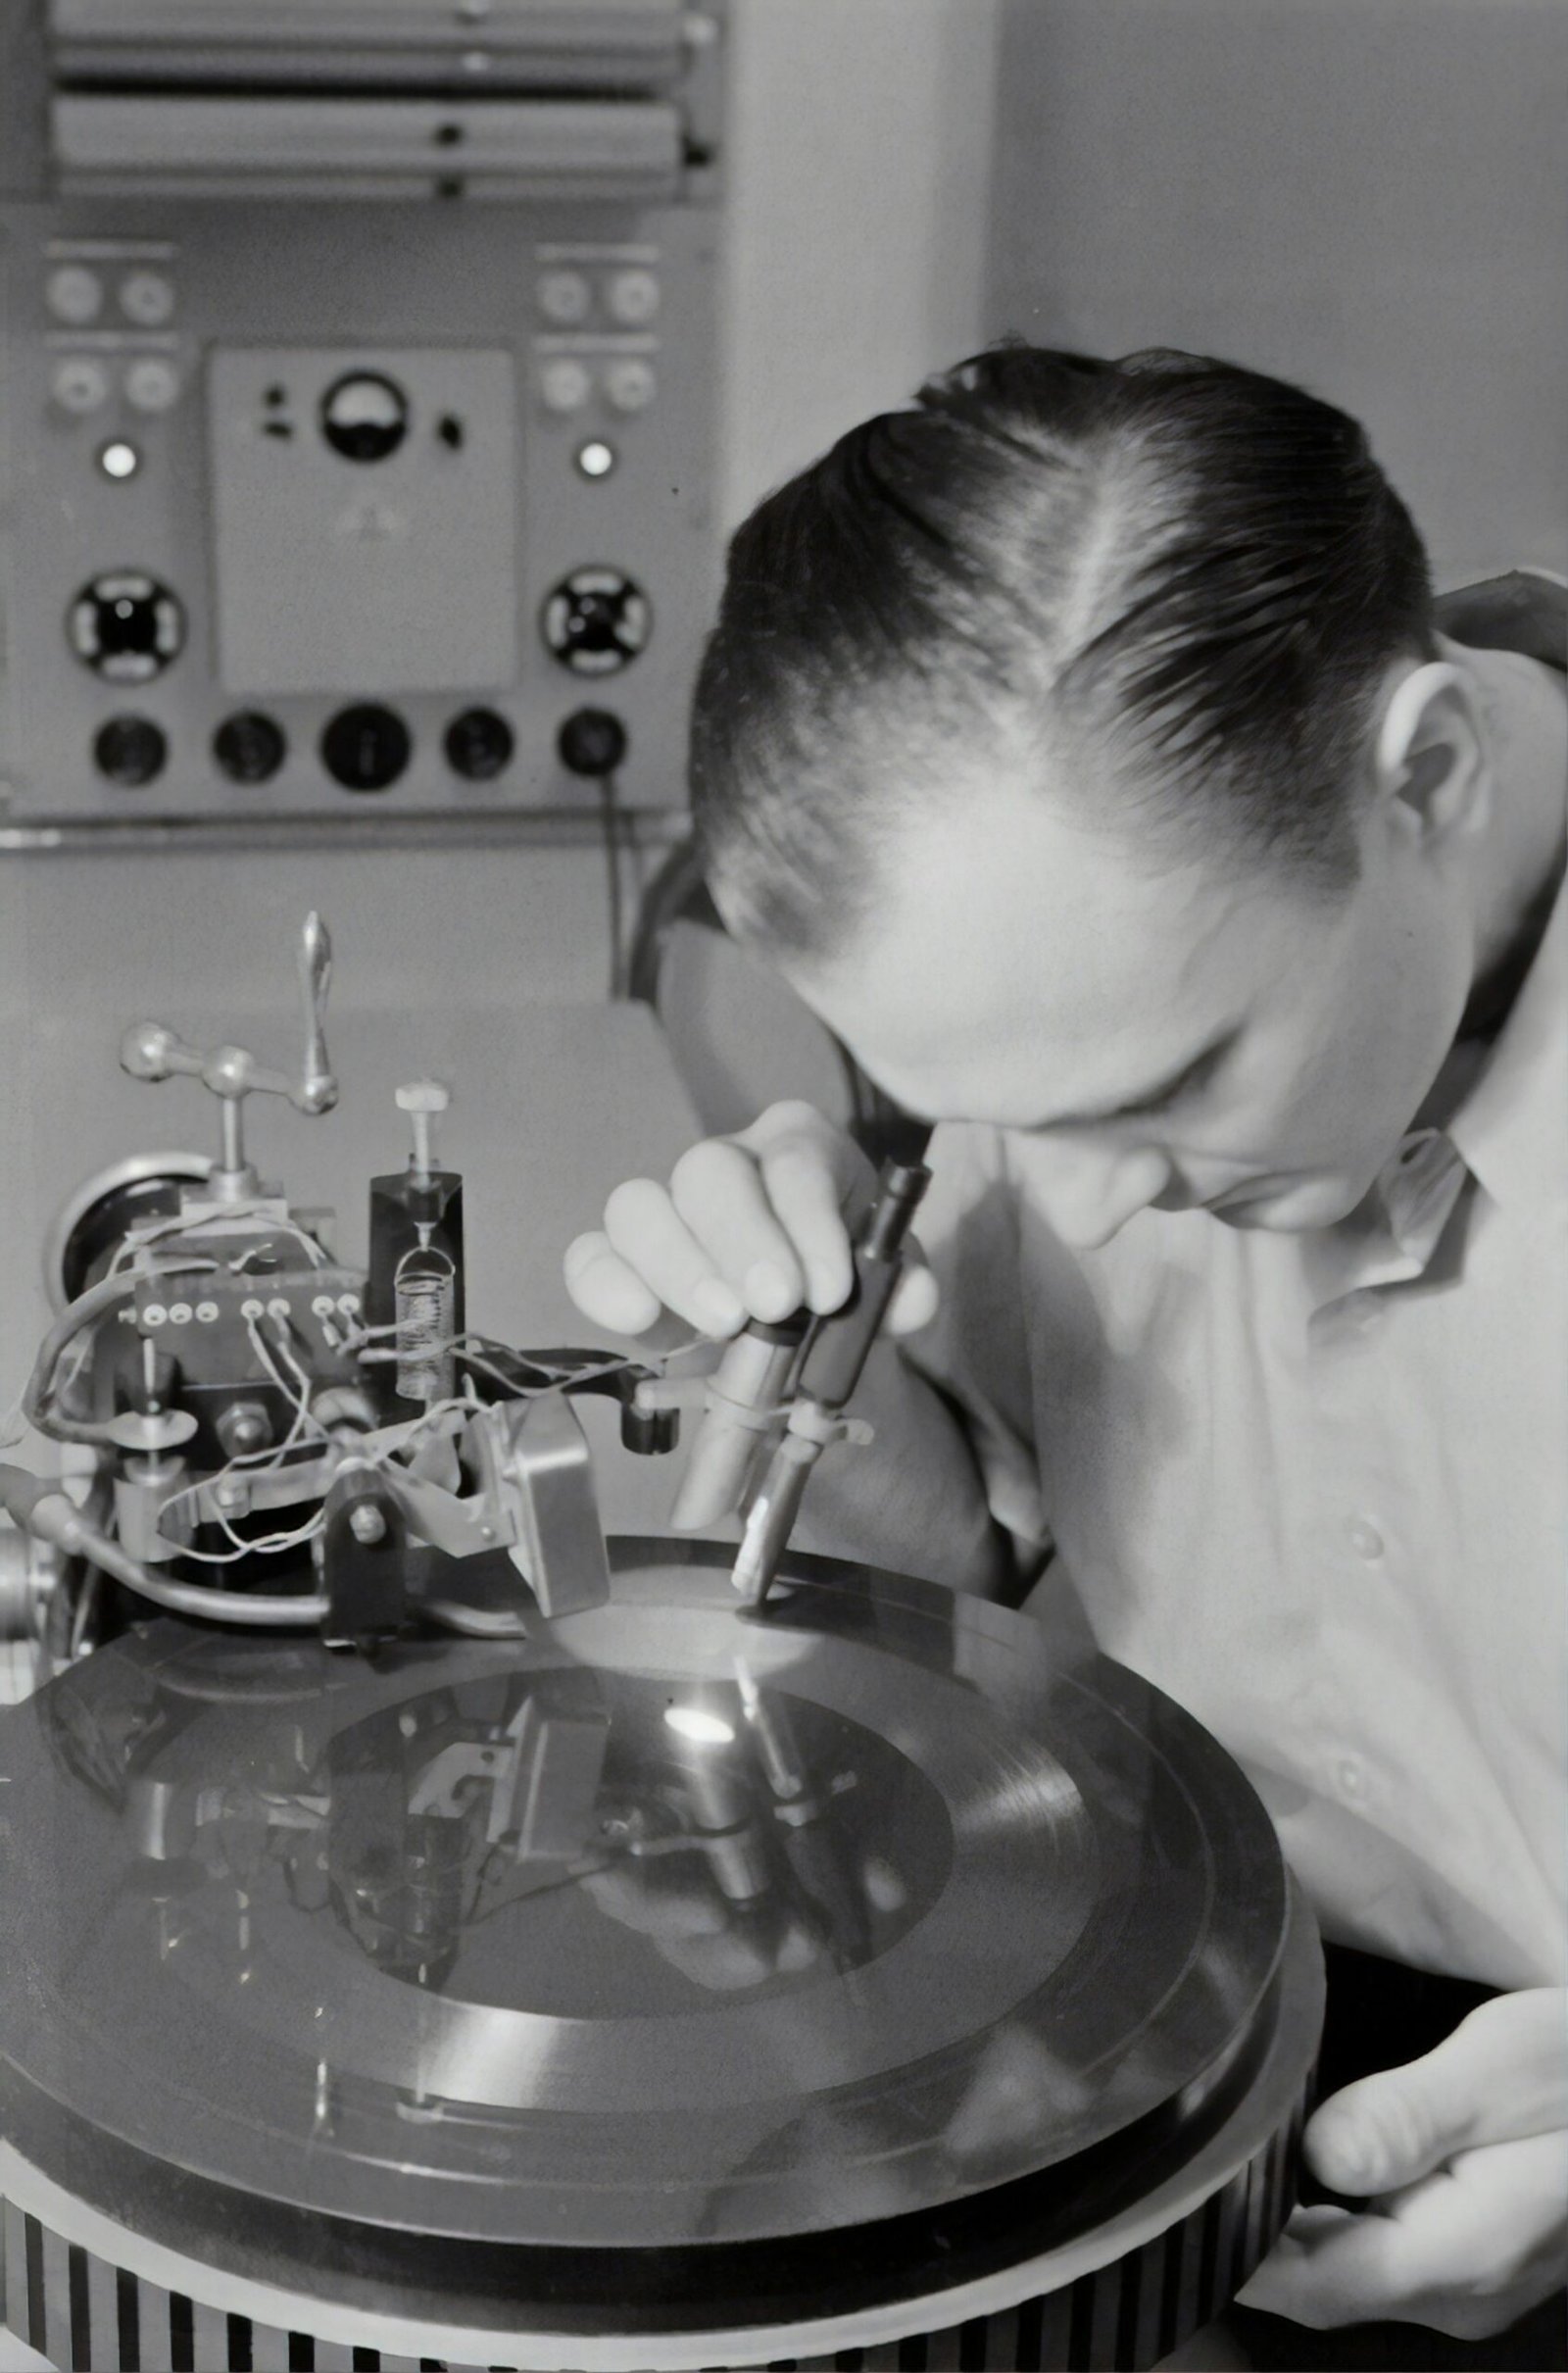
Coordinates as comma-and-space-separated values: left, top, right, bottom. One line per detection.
0, 2076, 1306, 2373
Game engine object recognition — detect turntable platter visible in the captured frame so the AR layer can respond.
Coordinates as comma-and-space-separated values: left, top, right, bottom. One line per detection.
0, 1541, 1320, 2368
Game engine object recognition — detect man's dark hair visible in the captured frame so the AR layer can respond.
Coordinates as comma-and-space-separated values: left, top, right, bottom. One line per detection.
690, 345, 1437, 957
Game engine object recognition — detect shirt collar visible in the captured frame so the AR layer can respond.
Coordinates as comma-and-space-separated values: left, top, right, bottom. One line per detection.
1298, 870, 1566, 1315
1446, 867, 1568, 1211
1300, 1128, 1471, 1313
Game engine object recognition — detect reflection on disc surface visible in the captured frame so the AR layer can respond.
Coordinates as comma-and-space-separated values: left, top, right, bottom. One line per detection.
0, 1541, 1286, 2247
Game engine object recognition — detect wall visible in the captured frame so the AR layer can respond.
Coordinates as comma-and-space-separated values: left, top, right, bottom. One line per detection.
986, 0, 1568, 585
720, 0, 1003, 521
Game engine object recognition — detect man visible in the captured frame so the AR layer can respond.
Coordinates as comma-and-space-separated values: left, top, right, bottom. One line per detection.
564, 347, 1567, 2353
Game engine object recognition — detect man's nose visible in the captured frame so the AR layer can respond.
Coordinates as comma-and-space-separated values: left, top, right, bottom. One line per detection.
1034, 1141, 1174, 1251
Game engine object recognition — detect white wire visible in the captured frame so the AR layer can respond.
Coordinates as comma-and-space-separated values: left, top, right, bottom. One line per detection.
109, 1207, 328, 1276
244, 1314, 329, 1446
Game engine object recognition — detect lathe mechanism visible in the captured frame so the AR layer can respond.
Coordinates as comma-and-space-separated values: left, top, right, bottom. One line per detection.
0, 915, 937, 1678
0, 915, 711, 1667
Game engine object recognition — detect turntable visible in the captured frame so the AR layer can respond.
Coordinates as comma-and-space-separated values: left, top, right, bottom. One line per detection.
0, 923, 1320, 2371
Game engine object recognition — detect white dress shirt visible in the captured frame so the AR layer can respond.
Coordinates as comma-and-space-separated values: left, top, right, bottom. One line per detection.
792, 579, 1566, 1987
896, 851, 1565, 1991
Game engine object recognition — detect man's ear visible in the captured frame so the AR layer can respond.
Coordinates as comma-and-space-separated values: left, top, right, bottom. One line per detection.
1371, 661, 1491, 851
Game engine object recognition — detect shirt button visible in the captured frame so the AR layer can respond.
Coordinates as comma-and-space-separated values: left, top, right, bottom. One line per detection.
1345, 1515, 1385, 1562
1338, 1756, 1364, 1798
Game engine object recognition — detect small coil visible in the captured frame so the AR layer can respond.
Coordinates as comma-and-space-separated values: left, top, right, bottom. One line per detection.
393, 1250, 455, 1403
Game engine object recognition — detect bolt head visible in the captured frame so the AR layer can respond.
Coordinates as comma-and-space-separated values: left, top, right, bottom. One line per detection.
218, 1401, 271, 1458
347, 1502, 388, 1546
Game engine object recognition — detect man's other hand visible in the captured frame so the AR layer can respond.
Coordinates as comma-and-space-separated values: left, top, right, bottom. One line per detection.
564, 1099, 940, 1340
1241, 1987, 1568, 2336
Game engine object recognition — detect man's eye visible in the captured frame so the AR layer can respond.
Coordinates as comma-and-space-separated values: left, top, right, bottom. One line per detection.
1114, 1039, 1232, 1122
1119, 1085, 1181, 1120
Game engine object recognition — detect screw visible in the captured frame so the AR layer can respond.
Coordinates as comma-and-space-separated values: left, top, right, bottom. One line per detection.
348, 1503, 388, 1547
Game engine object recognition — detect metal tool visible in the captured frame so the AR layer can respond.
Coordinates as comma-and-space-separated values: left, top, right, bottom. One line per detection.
730, 1144, 933, 1605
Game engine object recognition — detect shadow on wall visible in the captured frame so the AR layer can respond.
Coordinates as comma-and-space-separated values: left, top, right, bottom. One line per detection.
985, 0, 1568, 584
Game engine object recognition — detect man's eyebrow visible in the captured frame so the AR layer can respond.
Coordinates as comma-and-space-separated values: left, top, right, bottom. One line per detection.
1026, 1026, 1241, 1131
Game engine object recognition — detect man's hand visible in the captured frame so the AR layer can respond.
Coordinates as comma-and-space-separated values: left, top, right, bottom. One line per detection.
1240, 1988, 1568, 2337
564, 1099, 939, 1339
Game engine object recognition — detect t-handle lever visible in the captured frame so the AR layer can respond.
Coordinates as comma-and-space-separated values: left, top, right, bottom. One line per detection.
120, 913, 339, 1194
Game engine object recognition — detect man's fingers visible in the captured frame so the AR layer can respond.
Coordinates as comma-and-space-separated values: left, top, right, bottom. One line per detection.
563, 1231, 665, 1337
669, 1138, 810, 1321
1304, 1989, 1568, 2195
1241, 2131, 1568, 2339
567, 1103, 931, 1343
601, 1180, 748, 1337
1240, 2203, 1433, 2332
740, 1101, 865, 1313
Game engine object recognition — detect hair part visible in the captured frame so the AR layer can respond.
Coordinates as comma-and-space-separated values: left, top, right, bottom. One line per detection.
690, 344, 1437, 958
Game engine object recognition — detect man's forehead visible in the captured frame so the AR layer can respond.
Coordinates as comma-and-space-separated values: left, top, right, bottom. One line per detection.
784, 774, 1310, 1119
830, 780, 1236, 1019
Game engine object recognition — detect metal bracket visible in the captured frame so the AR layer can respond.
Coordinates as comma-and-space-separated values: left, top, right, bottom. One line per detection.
497, 1394, 612, 1619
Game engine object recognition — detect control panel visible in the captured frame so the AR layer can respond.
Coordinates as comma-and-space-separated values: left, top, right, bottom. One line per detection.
0, 0, 725, 828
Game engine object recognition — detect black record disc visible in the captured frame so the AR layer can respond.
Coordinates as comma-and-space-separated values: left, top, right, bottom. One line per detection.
0, 1541, 1289, 2258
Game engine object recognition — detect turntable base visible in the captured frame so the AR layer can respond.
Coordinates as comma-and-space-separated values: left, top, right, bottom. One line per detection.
0, 1541, 1322, 2371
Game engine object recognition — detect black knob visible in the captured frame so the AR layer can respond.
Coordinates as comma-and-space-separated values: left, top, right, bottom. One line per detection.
320, 704, 412, 793
541, 569, 652, 676
320, 371, 409, 464
94, 715, 168, 786
444, 707, 514, 782
558, 708, 628, 777
214, 711, 286, 785
68, 571, 184, 683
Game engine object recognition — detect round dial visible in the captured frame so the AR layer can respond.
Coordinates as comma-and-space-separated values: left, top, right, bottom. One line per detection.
319, 372, 410, 464
93, 716, 168, 786
541, 569, 652, 676
558, 708, 628, 778
68, 572, 185, 684
214, 712, 287, 785
443, 708, 514, 782
320, 705, 412, 793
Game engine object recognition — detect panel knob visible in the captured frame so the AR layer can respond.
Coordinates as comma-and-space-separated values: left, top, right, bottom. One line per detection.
68, 572, 185, 683
214, 712, 286, 785
558, 709, 627, 777
541, 569, 651, 676
444, 707, 514, 782
320, 705, 412, 793
94, 715, 168, 786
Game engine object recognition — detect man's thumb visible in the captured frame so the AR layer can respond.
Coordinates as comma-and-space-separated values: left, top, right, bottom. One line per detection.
1303, 1990, 1568, 2196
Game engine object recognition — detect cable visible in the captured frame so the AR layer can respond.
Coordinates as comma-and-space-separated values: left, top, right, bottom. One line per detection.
599, 767, 627, 1000
108, 1206, 328, 1275
21, 1260, 220, 1446
245, 1312, 327, 1443
0, 1466, 326, 1627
